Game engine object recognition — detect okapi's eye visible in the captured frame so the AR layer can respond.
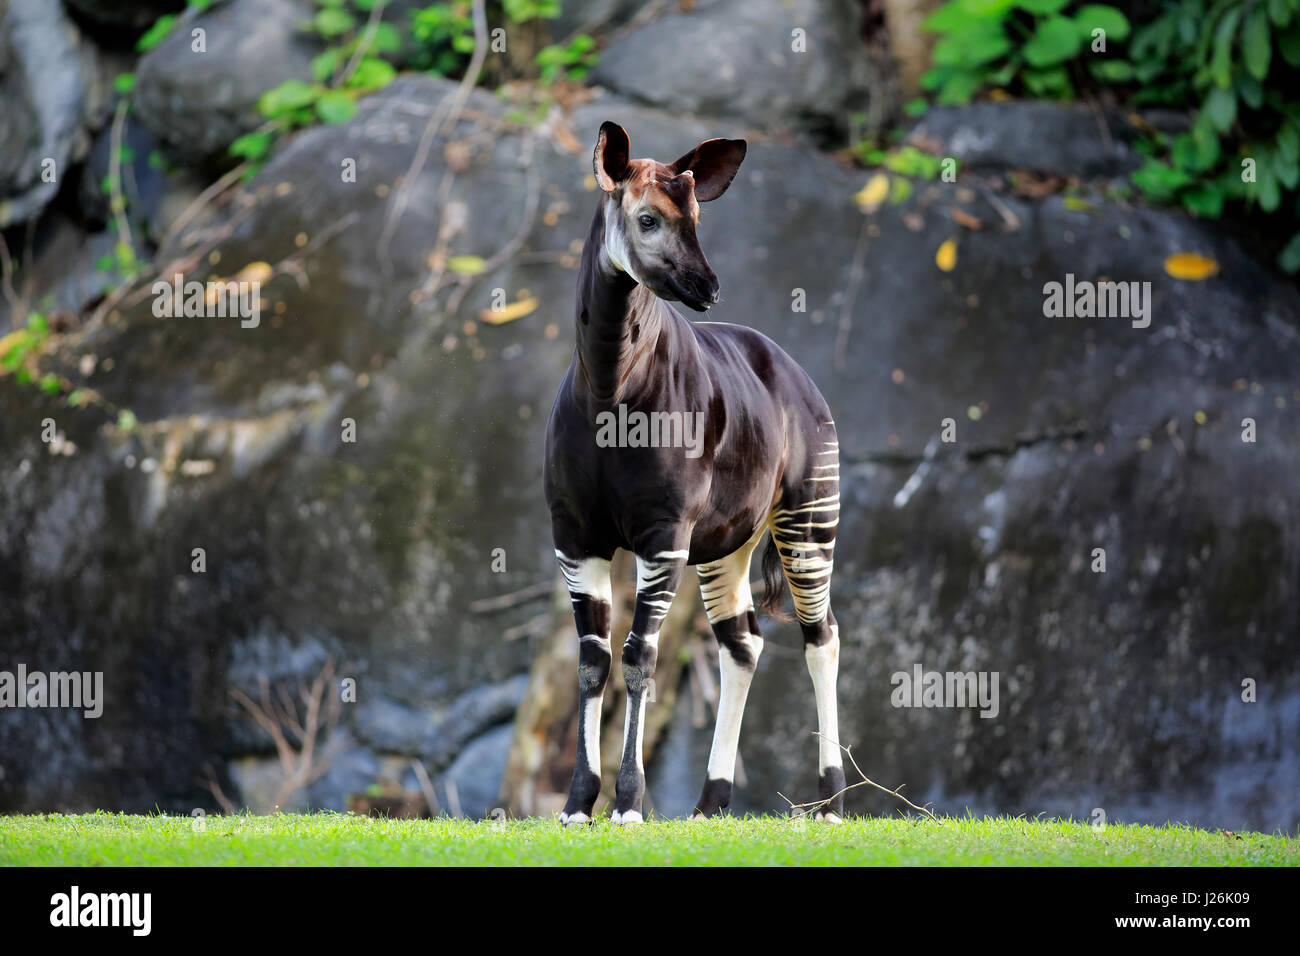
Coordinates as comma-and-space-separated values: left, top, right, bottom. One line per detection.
638, 213, 657, 231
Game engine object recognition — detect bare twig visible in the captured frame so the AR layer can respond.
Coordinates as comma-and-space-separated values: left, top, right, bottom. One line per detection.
107, 99, 133, 260
198, 762, 239, 815
833, 217, 871, 371
378, 0, 488, 274
779, 731, 943, 824
228, 660, 342, 812
410, 759, 442, 816
469, 580, 554, 613
338, 0, 389, 87
159, 158, 252, 253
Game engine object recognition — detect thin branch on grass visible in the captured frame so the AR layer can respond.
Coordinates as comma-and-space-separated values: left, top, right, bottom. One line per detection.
778, 731, 943, 824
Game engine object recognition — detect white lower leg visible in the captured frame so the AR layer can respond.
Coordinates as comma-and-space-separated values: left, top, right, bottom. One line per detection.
805, 625, 843, 820
706, 634, 763, 782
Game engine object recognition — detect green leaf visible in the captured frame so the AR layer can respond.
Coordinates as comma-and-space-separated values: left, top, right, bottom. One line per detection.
116, 409, 139, 432
228, 130, 271, 160
937, 69, 983, 104
933, 21, 1012, 67
903, 97, 929, 118
311, 49, 342, 82
1022, 66, 1073, 97
1204, 86, 1237, 132
346, 57, 396, 89
136, 14, 177, 52
369, 22, 403, 52
1270, 0, 1293, 28
1282, 23, 1300, 67
1182, 183, 1225, 217
1278, 231, 1300, 273
113, 73, 136, 95
313, 7, 356, 37
1023, 16, 1083, 67
1074, 5, 1130, 43
1211, 7, 1243, 88
1016, 0, 1070, 13
39, 373, 60, 395
258, 80, 319, 118
314, 90, 357, 125
922, 1, 980, 33
1237, 74, 1264, 108
1242, 5, 1272, 79
1088, 59, 1134, 81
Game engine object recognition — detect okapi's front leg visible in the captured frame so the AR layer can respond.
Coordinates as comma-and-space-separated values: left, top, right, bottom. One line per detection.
613, 547, 688, 825
555, 551, 613, 826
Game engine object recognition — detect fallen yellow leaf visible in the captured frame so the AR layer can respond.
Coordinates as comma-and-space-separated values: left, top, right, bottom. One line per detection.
234, 261, 273, 284
480, 296, 539, 325
854, 173, 890, 213
449, 255, 487, 275
1164, 252, 1219, 280
935, 237, 958, 272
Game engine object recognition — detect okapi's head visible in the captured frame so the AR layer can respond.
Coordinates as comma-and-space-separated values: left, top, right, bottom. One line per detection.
592, 121, 746, 312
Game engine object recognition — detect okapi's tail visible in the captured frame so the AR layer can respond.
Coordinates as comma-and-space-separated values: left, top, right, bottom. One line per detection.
756, 529, 791, 622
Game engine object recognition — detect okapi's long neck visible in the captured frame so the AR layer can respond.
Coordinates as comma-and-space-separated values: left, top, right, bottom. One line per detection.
573, 201, 663, 402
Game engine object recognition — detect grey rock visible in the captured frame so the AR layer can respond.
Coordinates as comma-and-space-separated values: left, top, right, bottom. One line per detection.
133, 0, 321, 164
588, 0, 886, 141
909, 101, 1142, 180
0, 0, 110, 226
440, 723, 514, 818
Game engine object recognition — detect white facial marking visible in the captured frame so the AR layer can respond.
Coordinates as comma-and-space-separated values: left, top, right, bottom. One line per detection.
603, 201, 644, 285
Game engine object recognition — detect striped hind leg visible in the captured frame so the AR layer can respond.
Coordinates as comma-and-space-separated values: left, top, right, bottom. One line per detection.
692, 528, 765, 818
770, 427, 846, 821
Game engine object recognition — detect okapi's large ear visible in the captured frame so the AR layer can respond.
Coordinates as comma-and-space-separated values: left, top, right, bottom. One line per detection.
594, 121, 630, 192
672, 137, 747, 202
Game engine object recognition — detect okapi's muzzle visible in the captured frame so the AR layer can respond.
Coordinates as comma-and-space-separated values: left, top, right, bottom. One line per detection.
666, 260, 720, 312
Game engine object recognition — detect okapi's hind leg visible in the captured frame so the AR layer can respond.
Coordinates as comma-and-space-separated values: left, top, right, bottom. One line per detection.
770, 423, 846, 822
692, 529, 766, 818
554, 551, 614, 826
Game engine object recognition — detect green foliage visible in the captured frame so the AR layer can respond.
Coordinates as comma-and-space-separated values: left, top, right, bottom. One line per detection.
920, 0, 1300, 272
410, 2, 476, 74
921, 0, 1131, 102
0, 312, 51, 385
535, 34, 599, 85
1127, 0, 1300, 270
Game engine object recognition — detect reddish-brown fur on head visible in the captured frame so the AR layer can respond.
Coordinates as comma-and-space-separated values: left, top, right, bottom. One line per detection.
592, 122, 747, 312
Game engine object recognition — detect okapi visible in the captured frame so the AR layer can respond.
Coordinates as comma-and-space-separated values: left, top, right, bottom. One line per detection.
544, 122, 844, 825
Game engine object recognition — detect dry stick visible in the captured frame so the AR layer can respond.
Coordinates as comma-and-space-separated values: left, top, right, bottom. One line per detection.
0, 232, 23, 318
442, 132, 541, 316
410, 759, 442, 817
199, 762, 239, 815
158, 158, 251, 254
778, 731, 943, 824
377, 0, 488, 275
337, 0, 388, 86
469, 580, 554, 613
833, 216, 872, 371
107, 99, 133, 261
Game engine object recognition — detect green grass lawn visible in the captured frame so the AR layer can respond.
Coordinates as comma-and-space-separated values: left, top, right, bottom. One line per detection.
2, 812, 1296, 866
